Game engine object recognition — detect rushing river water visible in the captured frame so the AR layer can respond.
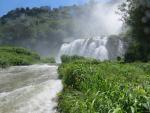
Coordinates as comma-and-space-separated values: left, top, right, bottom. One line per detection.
0, 64, 63, 113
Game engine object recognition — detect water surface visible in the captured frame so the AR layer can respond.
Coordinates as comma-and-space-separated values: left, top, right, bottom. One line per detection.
0, 64, 63, 113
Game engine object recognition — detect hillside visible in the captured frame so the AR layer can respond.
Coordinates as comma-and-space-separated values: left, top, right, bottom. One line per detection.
0, 6, 71, 56
0, 4, 97, 57
0, 46, 41, 67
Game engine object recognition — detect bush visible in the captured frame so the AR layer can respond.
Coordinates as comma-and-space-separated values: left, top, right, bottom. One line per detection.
61, 55, 85, 63
120, 0, 150, 62
0, 46, 41, 67
41, 57, 56, 63
58, 56, 150, 113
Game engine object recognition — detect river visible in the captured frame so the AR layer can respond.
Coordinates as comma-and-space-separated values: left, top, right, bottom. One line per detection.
0, 64, 63, 113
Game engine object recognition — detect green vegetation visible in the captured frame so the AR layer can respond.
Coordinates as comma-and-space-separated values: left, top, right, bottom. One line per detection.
0, 46, 40, 68
58, 56, 150, 113
41, 57, 56, 64
58, 1, 150, 111
0, 4, 96, 56
0, 7, 68, 56
61, 55, 86, 63
119, 0, 150, 62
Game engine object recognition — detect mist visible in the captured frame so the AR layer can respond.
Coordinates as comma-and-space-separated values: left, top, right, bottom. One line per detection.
69, 0, 123, 39
0, 0, 124, 57
57, 0, 125, 62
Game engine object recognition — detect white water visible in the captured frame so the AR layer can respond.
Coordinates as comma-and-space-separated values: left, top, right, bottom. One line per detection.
57, 36, 124, 62
0, 64, 63, 113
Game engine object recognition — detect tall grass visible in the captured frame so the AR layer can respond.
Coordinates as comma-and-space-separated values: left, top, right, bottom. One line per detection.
0, 46, 40, 67
58, 56, 150, 113
41, 57, 56, 64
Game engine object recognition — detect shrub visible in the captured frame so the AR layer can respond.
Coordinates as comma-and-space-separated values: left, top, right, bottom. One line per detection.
41, 57, 56, 63
0, 46, 40, 67
61, 55, 85, 63
58, 56, 150, 113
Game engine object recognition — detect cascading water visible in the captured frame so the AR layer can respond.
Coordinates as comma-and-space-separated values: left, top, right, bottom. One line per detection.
0, 64, 63, 113
57, 36, 124, 63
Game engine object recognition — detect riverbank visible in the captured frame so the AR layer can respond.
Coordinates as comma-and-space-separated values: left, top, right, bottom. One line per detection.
58, 56, 150, 113
0, 46, 41, 68
0, 46, 57, 68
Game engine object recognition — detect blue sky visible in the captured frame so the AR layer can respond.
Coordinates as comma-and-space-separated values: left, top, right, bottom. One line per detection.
0, 0, 110, 16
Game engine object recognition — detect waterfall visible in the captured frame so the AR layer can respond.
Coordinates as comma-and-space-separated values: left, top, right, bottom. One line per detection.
57, 36, 124, 63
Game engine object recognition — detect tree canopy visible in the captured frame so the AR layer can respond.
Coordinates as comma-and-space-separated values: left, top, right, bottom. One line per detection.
120, 0, 150, 62
0, 5, 91, 56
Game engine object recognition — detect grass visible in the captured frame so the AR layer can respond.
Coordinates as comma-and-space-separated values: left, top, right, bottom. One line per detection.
0, 46, 41, 67
41, 57, 56, 64
58, 56, 150, 113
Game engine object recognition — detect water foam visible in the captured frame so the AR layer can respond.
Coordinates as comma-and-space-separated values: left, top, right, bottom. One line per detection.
57, 36, 124, 63
0, 65, 63, 113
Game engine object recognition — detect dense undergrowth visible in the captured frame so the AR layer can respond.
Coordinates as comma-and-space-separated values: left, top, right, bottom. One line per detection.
0, 46, 41, 67
41, 57, 56, 64
0, 46, 58, 68
58, 56, 150, 113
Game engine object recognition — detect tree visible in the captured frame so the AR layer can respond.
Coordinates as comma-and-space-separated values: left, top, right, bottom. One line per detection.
120, 0, 150, 62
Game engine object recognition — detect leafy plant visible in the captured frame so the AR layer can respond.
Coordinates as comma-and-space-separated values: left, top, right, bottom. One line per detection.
58, 56, 150, 113
0, 46, 41, 67
41, 57, 56, 63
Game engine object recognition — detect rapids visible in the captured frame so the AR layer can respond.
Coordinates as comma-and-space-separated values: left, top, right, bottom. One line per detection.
0, 64, 63, 113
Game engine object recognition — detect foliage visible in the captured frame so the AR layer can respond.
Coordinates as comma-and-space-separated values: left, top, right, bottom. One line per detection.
0, 4, 95, 56
41, 57, 56, 63
0, 46, 40, 68
58, 56, 150, 113
61, 55, 86, 63
119, 0, 150, 62
0, 7, 67, 56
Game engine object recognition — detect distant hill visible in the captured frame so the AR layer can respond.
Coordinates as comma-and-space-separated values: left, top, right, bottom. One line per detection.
0, 5, 84, 56
0, 6, 75, 56
0, 2, 108, 57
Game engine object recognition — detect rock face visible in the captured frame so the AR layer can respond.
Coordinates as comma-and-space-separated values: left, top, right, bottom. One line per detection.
106, 35, 124, 59
57, 35, 125, 62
